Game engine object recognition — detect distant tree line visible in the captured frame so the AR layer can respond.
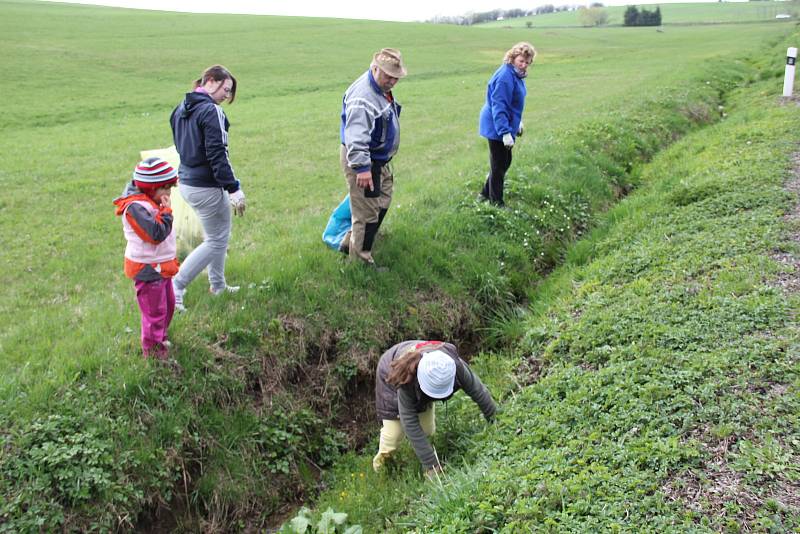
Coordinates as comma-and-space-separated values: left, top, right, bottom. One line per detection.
427, 4, 581, 25
578, 5, 609, 26
623, 5, 662, 26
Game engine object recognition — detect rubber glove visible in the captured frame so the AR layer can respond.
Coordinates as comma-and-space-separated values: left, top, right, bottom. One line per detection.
229, 189, 246, 216
502, 133, 514, 148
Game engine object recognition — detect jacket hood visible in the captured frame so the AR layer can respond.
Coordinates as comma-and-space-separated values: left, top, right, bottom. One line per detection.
178, 91, 216, 118
113, 182, 156, 215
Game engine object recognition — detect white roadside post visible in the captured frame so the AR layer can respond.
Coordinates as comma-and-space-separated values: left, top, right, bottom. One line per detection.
783, 47, 797, 97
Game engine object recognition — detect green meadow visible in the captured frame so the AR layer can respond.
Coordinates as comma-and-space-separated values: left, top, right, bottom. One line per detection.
0, 0, 797, 530
479, 0, 799, 27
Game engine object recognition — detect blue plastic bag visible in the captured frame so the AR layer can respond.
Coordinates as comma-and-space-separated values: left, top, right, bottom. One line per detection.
322, 195, 352, 250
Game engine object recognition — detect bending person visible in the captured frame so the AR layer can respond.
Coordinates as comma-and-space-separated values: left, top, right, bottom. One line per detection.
373, 340, 496, 476
170, 64, 245, 311
478, 42, 536, 206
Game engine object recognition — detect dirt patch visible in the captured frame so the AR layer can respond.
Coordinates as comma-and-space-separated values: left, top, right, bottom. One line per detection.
516, 355, 544, 387
784, 153, 800, 233
779, 95, 800, 107
770, 251, 800, 294
663, 437, 760, 525
679, 102, 714, 125
663, 431, 756, 520
769, 151, 800, 297
664, 426, 800, 529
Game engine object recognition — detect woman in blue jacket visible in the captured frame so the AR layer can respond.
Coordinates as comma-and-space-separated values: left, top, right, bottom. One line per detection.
478, 42, 536, 206
170, 65, 245, 311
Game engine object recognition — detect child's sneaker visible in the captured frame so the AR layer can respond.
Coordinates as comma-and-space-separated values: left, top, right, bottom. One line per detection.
173, 281, 186, 312
210, 285, 240, 296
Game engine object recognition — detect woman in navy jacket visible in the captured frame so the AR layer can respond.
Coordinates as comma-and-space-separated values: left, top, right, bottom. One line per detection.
478, 42, 536, 206
170, 65, 244, 311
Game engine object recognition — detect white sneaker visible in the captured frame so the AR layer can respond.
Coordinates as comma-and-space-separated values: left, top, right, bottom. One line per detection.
173, 281, 186, 312
209, 285, 240, 296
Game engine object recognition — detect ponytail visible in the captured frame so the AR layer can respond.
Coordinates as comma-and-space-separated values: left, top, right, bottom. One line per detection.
386, 351, 423, 387
192, 64, 237, 104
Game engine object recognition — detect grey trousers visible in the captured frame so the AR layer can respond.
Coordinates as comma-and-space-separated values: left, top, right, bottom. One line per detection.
174, 183, 232, 292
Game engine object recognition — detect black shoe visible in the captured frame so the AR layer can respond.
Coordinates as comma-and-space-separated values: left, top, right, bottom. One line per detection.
363, 222, 380, 252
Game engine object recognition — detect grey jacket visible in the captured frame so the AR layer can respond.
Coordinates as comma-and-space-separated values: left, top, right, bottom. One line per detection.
339, 69, 401, 174
375, 340, 497, 469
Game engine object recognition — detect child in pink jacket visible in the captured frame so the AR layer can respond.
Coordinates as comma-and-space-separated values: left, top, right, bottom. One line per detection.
113, 157, 179, 360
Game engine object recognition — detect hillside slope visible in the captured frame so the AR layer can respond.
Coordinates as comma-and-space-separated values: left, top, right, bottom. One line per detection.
308, 71, 800, 533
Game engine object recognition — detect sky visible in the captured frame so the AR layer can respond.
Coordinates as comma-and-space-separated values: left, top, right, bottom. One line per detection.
45, 0, 721, 22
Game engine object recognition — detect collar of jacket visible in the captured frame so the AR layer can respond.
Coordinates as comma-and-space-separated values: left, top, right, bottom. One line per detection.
397, 340, 444, 361
180, 91, 216, 117
367, 69, 387, 96
113, 192, 158, 216
505, 62, 527, 80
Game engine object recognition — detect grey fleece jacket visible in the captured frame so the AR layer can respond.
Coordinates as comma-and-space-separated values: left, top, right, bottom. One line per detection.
375, 340, 497, 469
339, 69, 401, 174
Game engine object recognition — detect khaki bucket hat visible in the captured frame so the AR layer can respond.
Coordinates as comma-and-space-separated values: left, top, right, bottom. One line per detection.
373, 48, 407, 78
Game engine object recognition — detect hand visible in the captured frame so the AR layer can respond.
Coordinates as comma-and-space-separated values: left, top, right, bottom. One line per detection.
356, 170, 373, 191
502, 133, 515, 148
229, 189, 246, 216
517, 121, 524, 137
486, 406, 500, 424
425, 464, 444, 481
160, 195, 171, 209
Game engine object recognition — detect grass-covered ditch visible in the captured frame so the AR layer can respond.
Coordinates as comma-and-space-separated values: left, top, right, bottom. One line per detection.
298, 57, 800, 534
0, 2, 797, 530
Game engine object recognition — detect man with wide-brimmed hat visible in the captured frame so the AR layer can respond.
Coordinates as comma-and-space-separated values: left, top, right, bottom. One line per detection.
339, 48, 407, 266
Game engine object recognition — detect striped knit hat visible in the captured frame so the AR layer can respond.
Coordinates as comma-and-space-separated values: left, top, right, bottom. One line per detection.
132, 157, 178, 191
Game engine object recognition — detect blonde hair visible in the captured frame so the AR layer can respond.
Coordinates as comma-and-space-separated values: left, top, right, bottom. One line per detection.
503, 42, 537, 64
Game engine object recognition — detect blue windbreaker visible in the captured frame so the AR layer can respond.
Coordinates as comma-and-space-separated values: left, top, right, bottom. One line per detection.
478, 63, 527, 141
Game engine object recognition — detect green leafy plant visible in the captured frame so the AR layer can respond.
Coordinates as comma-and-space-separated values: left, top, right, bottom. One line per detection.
281, 506, 362, 534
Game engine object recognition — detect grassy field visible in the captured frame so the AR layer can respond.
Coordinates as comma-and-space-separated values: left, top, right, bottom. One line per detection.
0, 0, 796, 529
479, 0, 800, 27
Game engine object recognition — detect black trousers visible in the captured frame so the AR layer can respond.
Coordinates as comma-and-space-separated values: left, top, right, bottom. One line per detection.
481, 138, 513, 206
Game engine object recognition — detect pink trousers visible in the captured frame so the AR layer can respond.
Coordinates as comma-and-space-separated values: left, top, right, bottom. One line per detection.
135, 278, 175, 359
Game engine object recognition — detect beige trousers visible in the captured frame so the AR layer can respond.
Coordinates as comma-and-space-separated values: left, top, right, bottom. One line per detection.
372, 404, 435, 472
340, 145, 394, 263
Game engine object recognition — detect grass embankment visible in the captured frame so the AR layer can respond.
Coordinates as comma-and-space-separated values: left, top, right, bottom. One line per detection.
306, 65, 800, 533
479, 0, 799, 28
0, 0, 794, 529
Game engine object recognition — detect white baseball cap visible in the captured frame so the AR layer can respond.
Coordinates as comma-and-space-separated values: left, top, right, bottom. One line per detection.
417, 350, 456, 399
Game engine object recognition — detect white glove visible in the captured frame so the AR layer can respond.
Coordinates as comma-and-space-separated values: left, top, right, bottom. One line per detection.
502, 133, 515, 148
517, 121, 524, 137
229, 189, 246, 216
